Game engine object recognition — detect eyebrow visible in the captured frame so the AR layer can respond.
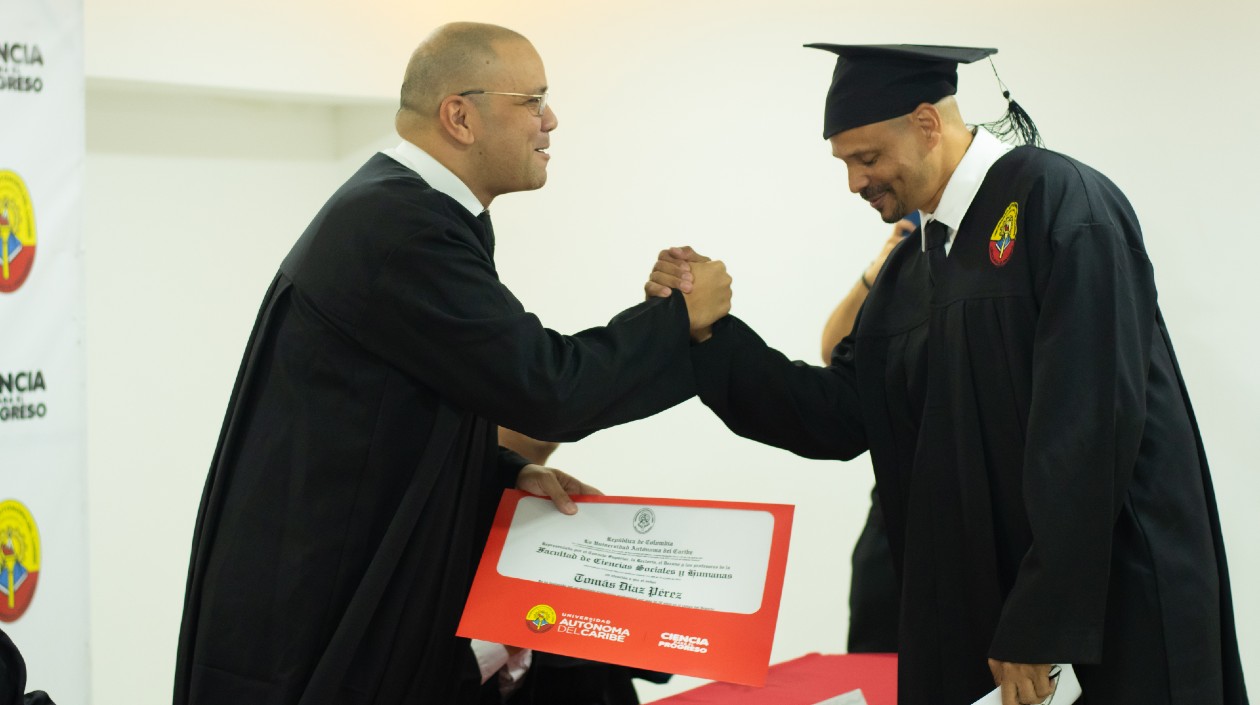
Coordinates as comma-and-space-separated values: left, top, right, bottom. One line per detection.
839, 148, 878, 162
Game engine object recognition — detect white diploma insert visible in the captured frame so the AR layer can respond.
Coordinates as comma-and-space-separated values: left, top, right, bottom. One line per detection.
496, 497, 776, 614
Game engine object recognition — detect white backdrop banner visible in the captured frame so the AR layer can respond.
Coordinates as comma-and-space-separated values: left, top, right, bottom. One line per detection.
0, 0, 88, 701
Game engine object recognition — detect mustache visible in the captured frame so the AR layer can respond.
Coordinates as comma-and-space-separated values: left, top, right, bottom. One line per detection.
860, 185, 890, 202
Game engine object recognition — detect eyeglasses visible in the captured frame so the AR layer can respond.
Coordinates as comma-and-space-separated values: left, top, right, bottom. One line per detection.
457, 90, 549, 117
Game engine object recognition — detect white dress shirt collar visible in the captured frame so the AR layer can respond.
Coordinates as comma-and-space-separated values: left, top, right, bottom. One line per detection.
920, 128, 1014, 253
382, 139, 485, 218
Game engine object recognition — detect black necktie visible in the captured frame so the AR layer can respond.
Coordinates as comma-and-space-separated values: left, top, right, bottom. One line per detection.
924, 219, 948, 284
476, 210, 495, 253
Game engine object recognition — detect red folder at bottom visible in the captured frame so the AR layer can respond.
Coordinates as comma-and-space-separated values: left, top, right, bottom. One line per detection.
648, 652, 896, 705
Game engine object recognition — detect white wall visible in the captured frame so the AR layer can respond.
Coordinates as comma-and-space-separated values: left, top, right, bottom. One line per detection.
82, 1, 1260, 703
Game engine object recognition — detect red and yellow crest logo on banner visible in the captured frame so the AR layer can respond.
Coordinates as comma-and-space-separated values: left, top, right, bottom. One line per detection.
0, 170, 38, 294
989, 202, 1018, 267
0, 499, 41, 622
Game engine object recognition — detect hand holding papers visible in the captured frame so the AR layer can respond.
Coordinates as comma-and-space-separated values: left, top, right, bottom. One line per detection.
971, 664, 1081, 705
457, 491, 793, 686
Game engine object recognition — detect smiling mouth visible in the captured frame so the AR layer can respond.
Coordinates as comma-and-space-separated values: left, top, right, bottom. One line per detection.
862, 184, 894, 207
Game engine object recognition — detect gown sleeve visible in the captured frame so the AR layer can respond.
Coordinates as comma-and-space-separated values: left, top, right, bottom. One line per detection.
988, 210, 1157, 664
691, 315, 868, 461
497, 446, 532, 487
354, 217, 696, 443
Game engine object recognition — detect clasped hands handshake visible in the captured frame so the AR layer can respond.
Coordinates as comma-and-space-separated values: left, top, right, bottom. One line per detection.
643, 246, 731, 342
514, 246, 729, 515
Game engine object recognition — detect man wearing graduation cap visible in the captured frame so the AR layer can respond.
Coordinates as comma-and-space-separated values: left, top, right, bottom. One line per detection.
649, 45, 1248, 704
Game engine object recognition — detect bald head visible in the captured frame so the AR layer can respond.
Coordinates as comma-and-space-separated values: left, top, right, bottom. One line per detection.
394, 22, 556, 208
398, 22, 529, 121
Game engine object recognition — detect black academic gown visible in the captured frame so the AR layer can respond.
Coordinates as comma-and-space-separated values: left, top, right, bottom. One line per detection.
693, 147, 1248, 704
173, 154, 697, 705
499, 653, 670, 705
846, 487, 899, 654
0, 627, 55, 705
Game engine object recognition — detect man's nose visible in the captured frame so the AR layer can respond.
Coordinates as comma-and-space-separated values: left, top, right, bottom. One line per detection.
848, 169, 867, 194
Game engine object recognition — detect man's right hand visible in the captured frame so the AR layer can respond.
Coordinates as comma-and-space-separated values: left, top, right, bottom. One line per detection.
645, 246, 731, 342
685, 260, 732, 342
645, 246, 710, 297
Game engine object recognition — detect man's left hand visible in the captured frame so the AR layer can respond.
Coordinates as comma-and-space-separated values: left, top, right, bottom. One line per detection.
645, 246, 711, 298
988, 659, 1056, 705
516, 464, 603, 515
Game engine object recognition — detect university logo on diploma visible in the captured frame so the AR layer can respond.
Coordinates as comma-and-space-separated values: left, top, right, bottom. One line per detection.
457, 491, 793, 686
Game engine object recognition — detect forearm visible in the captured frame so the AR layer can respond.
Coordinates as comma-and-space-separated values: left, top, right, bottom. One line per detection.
820, 276, 871, 363
695, 316, 868, 461
495, 292, 696, 440
497, 427, 559, 465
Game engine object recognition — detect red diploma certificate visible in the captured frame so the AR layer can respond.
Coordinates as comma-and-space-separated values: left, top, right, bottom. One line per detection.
457, 490, 794, 686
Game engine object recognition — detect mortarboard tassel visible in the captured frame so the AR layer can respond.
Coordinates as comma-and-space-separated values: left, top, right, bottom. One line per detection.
979, 58, 1043, 147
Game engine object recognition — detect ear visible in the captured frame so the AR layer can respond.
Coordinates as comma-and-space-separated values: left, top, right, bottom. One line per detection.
437, 95, 478, 146
908, 103, 942, 147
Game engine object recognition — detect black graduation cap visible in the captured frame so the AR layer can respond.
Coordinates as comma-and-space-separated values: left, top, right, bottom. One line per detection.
804, 43, 1041, 146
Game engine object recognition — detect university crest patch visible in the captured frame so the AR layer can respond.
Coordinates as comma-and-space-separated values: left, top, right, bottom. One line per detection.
989, 202, 1018, 267
525, 604, 557, 633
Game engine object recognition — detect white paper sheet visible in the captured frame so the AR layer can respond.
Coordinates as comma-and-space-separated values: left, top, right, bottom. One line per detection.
813, 688, 870, 705
496, 497, 776, 613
